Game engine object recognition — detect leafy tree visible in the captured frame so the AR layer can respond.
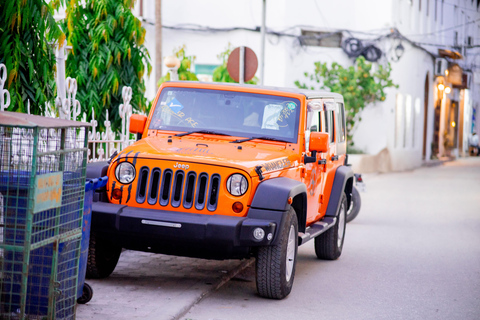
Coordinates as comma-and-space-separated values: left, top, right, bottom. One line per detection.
61, 0, 151, 132
0, 0, 64, 114
212, 44, 258, 84
295, 56, 397, 143
158, 45, 198, 84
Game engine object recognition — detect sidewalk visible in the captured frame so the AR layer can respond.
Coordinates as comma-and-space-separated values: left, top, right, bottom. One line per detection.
76, 250, 253, 320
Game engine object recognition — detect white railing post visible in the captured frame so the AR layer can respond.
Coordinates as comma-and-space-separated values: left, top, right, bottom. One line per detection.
0, 64, 11, 111
88, 107, 100, 162
66, 77, 81, 121
119, 86, 133, 150
100, 109, 116, 160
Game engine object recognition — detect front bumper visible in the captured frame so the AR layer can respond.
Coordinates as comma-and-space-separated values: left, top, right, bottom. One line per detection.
91, 202, 280, 259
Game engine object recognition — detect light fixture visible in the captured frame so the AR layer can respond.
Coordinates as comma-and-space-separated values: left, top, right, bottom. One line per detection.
437, 83, 445, 91
164, 55, 181, 81
226, 174, 248, 196
445, 86, 451, 94
115, 162, 136, 184
445, 69, 449, 76
164, 56, 181, 69
451, 121, 456, 128
253, 228, 265, 240
394, 43, 405, 60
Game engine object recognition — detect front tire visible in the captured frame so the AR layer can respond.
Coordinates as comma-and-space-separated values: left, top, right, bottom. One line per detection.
256, 208, 298, 299
86, 232, 122, 279
315, 193, 347, 260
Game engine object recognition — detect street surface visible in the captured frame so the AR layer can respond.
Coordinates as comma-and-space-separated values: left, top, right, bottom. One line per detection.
76, 158, 480, 320
185, 158, 480, 320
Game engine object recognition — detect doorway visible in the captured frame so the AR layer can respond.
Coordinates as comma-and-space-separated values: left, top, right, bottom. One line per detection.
422, 74, 429, 159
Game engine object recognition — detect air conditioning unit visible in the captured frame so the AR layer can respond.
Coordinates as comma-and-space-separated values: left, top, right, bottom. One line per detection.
435, 58, 448, 77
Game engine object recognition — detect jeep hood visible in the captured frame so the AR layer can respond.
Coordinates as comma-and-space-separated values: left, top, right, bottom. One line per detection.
115, 135, 299, 176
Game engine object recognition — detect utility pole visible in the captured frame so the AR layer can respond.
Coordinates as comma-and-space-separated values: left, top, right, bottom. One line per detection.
155, 0, 162, 85
260, 0, 266, 85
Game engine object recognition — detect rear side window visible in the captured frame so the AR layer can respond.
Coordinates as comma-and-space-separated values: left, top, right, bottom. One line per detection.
325, 110, 335, 143
336, 103, 346, 142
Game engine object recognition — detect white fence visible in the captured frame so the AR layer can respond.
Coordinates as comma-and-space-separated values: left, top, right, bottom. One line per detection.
0, 63, 137, 163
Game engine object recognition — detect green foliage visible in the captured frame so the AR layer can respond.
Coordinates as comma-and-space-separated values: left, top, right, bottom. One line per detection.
158, 46, 198, 85
62, 0, 151, 132
295, 56, 397, 143
0, 0, 64, 114
212, 44, 258, 84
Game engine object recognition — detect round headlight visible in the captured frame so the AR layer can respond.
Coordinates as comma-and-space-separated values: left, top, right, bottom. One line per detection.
226, 174, 248, 196
115, 162, 136, 184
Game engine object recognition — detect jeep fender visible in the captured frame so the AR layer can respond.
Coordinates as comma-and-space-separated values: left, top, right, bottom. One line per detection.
87, 161, 109, 179
248, 177, 307, 244
325, 165, 354, 217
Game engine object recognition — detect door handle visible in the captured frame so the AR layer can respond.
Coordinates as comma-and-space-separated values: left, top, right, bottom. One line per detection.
331, 155, 338, 161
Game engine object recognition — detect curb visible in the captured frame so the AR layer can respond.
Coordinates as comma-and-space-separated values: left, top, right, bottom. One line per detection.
173, 258, 255, 320
422, 157, 454, 167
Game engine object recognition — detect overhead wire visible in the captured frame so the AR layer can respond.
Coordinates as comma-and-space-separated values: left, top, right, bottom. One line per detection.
156, 20, 480, 69
405, 17, 480, 37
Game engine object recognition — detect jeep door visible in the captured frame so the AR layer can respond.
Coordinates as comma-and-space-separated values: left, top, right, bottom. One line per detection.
304, 100, 326, 224
318, 101, 347, 216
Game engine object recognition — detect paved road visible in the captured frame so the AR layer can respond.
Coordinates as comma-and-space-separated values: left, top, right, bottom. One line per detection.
184, 158, 480, 320
76, 251, 250, 319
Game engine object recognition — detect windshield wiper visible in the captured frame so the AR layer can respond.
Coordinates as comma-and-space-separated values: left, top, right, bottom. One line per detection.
230, 136, 289, 143
174, 130, 231, 137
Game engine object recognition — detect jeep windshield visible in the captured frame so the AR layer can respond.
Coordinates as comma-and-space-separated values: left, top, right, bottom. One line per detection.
150, 87, 301, 143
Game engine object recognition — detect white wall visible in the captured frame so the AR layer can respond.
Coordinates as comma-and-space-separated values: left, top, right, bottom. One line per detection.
141, 0, 397, 93
134, 0, 478, 171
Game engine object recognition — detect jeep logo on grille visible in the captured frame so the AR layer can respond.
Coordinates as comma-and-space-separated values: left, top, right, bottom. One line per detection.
173, 162, 189, 170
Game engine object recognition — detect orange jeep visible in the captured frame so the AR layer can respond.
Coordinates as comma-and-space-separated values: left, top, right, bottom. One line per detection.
86, 81, 353, 299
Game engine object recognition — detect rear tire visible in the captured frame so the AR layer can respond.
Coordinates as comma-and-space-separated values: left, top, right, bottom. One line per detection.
346, 186, 361, 223
315, 193, 347, 260
256, 208, 298, 299
86, 232, 122, 279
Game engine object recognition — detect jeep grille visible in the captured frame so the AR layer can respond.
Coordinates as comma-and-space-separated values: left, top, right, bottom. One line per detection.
135, 168, 220, 211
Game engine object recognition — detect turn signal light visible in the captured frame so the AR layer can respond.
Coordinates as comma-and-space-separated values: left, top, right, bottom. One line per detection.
232, 202, 243, 213
112, 188, 122, 200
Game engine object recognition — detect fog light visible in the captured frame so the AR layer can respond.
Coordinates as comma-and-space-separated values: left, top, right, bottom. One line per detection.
232, 202, 244, 213
253, 228, 265, 240
267, 233, 273, 241
112, 188, 122, 200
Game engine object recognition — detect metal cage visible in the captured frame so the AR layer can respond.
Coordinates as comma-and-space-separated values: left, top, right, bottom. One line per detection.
0, 112, 89, 319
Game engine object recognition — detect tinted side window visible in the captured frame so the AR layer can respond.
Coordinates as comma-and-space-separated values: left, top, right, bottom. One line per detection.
310, 111, 320, 132
336, 103, 346, 142
325, 110, 335, 143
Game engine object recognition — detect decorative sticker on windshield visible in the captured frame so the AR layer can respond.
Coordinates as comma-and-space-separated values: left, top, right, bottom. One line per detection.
287, 102, 296, 110
277, 104, 295, 128
166, 98, 184, 114
156, 97, 199, 128
262, 104, 283, 130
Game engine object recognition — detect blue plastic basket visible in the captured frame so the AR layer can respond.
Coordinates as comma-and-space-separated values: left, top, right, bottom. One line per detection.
77, 176, 108, 302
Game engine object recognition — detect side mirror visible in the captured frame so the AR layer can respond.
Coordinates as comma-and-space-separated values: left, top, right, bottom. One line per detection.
129, 114, 147, 135
309, 132, 329, 153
